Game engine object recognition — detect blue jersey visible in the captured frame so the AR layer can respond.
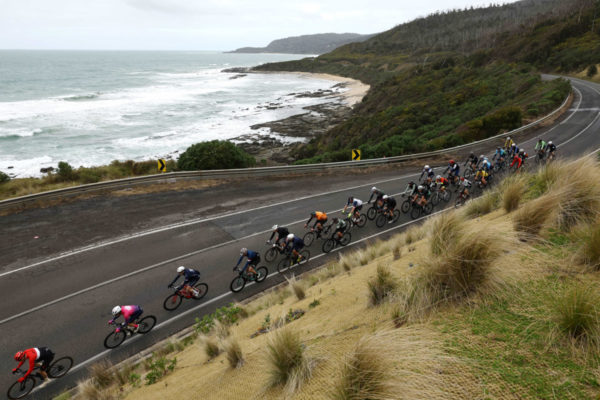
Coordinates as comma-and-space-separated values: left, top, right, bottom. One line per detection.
236, 250, 258, 267
169, 268, 200, 287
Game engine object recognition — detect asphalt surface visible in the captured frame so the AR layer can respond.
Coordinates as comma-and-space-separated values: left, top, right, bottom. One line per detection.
1, 76, 600, 399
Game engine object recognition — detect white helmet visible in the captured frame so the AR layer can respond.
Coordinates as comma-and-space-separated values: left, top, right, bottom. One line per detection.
418, 185, 424, 190
112, 306, 121, 316
371, 186, 377, 192
479, 155, 484, 159
436, 175, 441, 180
424, 165, 430, 169
177, 266, 185, 273
272, 224, 278, 231
548, 141, 553, 145
287, 233, 294, 241
382, 195, 389, 200
240, 248, 247, 255
507, 136, 511, 140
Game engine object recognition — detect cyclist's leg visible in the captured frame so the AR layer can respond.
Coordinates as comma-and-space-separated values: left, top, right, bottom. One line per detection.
38, 348, 54, 380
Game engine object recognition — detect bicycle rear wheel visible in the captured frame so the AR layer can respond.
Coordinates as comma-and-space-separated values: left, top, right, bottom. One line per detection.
424, 202, 433, 215
340, 232, 351, 246
410, 206, 421, 220
255, 266, 268, 282
391, 210, 401, 223
230, 276, 246, 292
401, 200, 411, 213
464, 168, 473, 179
163, 294, 182, 311
137, 316, 156, 334
104, 330, 127, 349
7, 377, 35, 400
48, 356, 73, 379
277, 257, 291, 273
375, 213, 387, 228
303, 231, 315, 246
265, 247, 279, 262
299, 250, 310, 264
356, 214, 367, 227
366, 206, 377, 220
431, 192, 440, 206
322, 239, 335, 253
193, 283, 209, 300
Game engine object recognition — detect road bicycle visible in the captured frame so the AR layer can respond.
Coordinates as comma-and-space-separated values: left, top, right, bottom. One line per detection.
322, 232, 351, 253
163, 280, 209, 311
104, 315, 157, 349
265, 241, 287, 262
303, 224, 331, 246
454, 190, 471, 208
535, 149, 546, 165
410, 201, 433, 219
230, 265, 268, 293
8, 356, 73, 399
366, 201, 384, 220
344, 211, 367, 230
375, 208, 401, 227
277, 249, 310, 273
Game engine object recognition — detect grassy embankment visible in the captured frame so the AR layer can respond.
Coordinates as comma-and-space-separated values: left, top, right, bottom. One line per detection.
63, 157, 600, 400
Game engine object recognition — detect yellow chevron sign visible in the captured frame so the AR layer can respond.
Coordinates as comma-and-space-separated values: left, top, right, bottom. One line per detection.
158, 159, 167, 172
352, 149, 361, 161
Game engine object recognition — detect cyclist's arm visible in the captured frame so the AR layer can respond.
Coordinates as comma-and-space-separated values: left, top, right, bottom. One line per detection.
268, 231, 276, 241
168, 275, 179, 287
235, 255, 244, 267
305, 216, 314, 226
22, 357, 36, 379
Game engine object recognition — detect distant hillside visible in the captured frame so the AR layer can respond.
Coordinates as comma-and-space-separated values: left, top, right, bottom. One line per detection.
253, 0, 598, 164
228, 32, 374, 55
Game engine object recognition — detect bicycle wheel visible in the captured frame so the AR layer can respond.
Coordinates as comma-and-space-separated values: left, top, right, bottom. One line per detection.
366, 206, 377, 220
255, 267, 268, 282
340, 232, 351, 246
230, 276, 246, 292
441, 190, 451, 202
431, 192, 440, 206
265, 247, 279, 262
375, 213, 387, 228
48, 356, 73, 379
392, 210, 401, 223
401, 200, 411, 213
7, 377, 35, 400
137, 316, 156, 334
410, 206, 421, 220
322, 239, 335, 253
104, 330, 127, 349
193, 283, 209, 300
299, 250, 310, 264
455, 197, 465, 208
163, 294, 182, 311
303, 231, 315, 246
277, 257, 291, 273
424, 203, 433, 215
356, 214, 367, 227
464, 168, 473, 179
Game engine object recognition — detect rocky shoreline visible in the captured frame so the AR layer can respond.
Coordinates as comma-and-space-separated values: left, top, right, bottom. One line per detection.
222, 68, 358, 164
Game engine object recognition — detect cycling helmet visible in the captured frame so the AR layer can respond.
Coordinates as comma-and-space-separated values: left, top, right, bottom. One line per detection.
310, 211, 316, 217
409, 181, 415, 185
272, 224, 278, 231
240, 247, 247, 255
382, 195, 389, 200
424, 165, 430, 170
418, 185, 424, 190
507, 136, 511, 140
286, 233, 294, 241
347, 196, 354, 203
449, 160, 455, 164
177, 266, 185, 273
112, 305, 121, 316
371, 186, 377, 192
470, 151, 474, 157
548, 141, 553, 145
479, 154, 484, 159
436, 175, 441, 180
14, 351, 24, 361
511, 143, 516, 147
519, 149, 524, 154
460, 177, 465, 182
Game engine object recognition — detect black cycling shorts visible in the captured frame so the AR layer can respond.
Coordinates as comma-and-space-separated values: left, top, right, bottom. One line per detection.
37, 347, 55, 371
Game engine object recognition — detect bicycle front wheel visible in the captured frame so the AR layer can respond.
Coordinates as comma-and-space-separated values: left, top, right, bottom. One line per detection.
356, 214, 367, 227
431, 192, 440, 206
391, 210, 401, 223
193, 283, 209, 300
277, 257, 291, 273
265, 247, 278, 262
104, 330, 127, 349
340, 232, 351, 246
138, 316, 157, 334
230, 276, 246, 292
255, 267, 268, 283
410, 206, 421, 220
303, 231, 316, 246
322, 239, 335, 254
299, 250, 310, 264
7, 377, 35, 400
163, 294, 182, 311
401, 200, 411, 213
375, 213, 387, 228
48, 356, 73, 379
366, 206, 377, 220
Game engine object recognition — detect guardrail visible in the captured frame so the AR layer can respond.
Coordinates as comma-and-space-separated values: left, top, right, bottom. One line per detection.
0, 91, 571, 211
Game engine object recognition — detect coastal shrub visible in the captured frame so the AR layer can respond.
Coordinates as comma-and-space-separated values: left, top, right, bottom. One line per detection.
89, 360, 115, 389
286, 275, 306, 300
367, 264, 397, 306
551, 283, 600, 348
57, 161, 76, 181
0, 171, 10, 183
587, 64, 598, 78
202, 336, 220, 359
177, 140, 255, 171
573, 222, 600, 269
265, 328, 314, 394
224, 337, 244, 369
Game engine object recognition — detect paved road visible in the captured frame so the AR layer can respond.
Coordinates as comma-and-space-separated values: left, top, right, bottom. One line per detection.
1, 76, 600, 399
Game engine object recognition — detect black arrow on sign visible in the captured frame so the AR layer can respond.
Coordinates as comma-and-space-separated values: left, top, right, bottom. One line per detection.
352, 150, 360, 160
158, 159, 166, 171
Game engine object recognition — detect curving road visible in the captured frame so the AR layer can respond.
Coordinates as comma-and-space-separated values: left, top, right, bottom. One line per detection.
1, 75, 600, 399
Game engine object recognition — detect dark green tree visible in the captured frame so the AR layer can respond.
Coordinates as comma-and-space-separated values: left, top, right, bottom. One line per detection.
177, 140, 256, 171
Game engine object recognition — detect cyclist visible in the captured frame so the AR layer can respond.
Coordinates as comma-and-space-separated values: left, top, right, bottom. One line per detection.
519, 149, 529, 165
510, 150, 524, 170
458, 177, 472, 199
535, 139, 547, 152
267, 225, 289, 246
331, 217, 348, 240
234, 248, 259, 276
464, 152, 478, 174
402, 181, 418, 197
493, 147, 506, 163
475, 167, 489, 188
444, 160, 460, 184
168, 266, 200, 298
547, 141, 557, 160
480, 157, 493, 172
419, 165, 434, 182
510, 143, 519, 157
343, 196, 363, 221
285, 233, 305, 263
305, 211, 328, 234
382, 194, 397, 223
414, 185, 430, 207
435, 175, 449, 193
504, 136, 514, 151
13, 347, 55, 384
367, 186, 386, 204
109, 305, 143, 333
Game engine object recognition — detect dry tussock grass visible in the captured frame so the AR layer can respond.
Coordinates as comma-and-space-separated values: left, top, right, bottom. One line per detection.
224, 336, 245, 369
501, 174, 528, 212
285, 275, 306, 300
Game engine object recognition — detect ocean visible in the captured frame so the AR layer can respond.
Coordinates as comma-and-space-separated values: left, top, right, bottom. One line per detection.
0, 51, 343, 178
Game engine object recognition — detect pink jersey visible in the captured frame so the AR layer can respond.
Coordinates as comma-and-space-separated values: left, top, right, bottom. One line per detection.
121, 305, 139, 322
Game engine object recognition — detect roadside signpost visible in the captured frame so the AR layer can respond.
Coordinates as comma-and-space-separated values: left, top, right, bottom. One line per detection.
352, 149, 361, 161
158, 159, 167, 172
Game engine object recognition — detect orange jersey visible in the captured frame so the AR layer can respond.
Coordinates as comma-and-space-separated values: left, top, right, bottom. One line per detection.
315, 211, 327, 221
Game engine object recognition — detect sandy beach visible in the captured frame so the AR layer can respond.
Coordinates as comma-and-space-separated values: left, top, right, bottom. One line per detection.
291, 72, 370, 106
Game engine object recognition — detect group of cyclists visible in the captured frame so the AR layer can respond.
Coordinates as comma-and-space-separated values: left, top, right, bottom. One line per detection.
12, 134, 559, 393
